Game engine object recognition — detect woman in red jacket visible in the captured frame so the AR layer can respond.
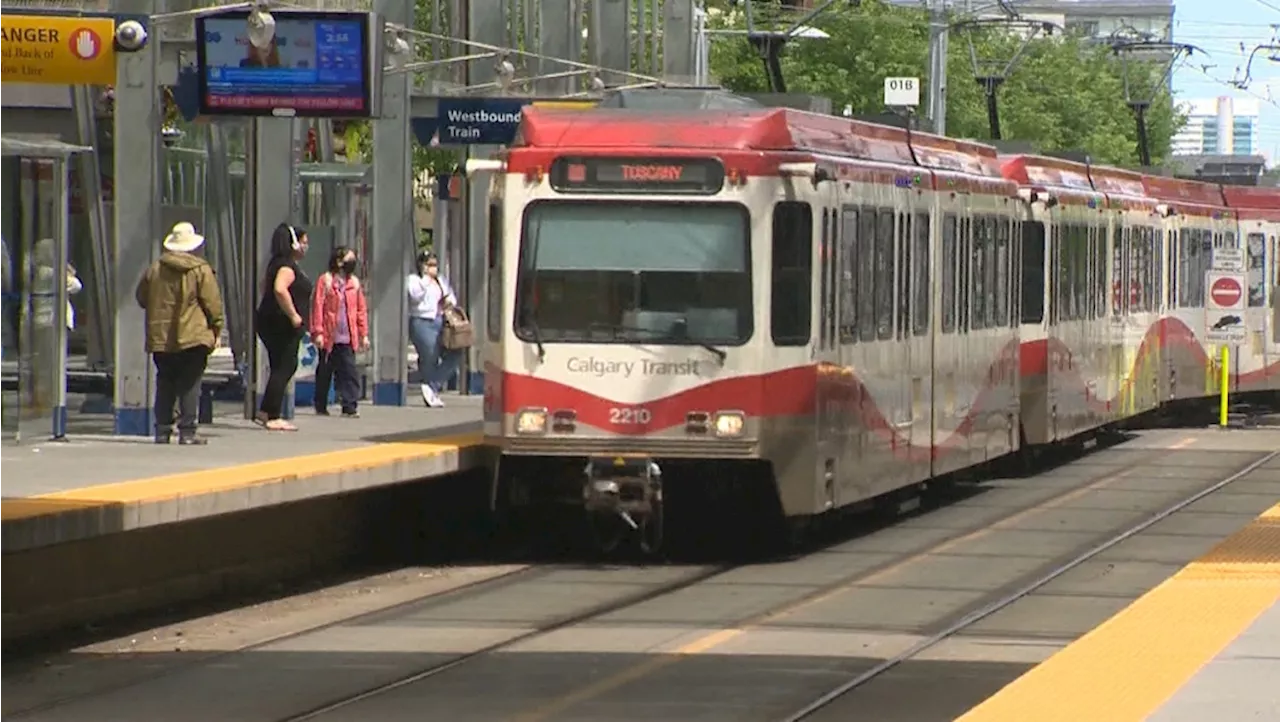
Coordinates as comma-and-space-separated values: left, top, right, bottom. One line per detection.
310, 246, 370, 417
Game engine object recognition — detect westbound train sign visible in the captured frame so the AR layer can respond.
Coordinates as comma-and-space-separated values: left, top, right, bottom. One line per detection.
1, 14, 117, 85
1204, 270, 1247, 345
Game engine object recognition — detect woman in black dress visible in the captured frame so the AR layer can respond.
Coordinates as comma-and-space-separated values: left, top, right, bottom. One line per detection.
255, 223, 313, 431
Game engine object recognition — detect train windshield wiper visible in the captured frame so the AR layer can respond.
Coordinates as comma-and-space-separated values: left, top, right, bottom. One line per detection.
668, 316, 728, 366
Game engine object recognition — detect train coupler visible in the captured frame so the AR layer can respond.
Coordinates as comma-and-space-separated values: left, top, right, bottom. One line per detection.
582, 456, 663, 523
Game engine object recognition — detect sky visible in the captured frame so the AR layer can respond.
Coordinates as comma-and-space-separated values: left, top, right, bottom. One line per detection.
1170, 0, 1279, 160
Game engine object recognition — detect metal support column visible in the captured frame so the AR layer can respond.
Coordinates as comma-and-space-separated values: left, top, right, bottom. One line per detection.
250, 118, 299, 418
593, 0, 631, 85
370, 0, 414, 405
663, 0, 694, 83
205, 123, 243, 358
52, 157, 72, 438
463, 146, 493, 394
70, 85, 114, 370
927, 0, 949, 136
112, 0, 162, 436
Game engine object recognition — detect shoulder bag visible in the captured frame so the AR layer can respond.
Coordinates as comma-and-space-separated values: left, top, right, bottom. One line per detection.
435, 278, 474, 350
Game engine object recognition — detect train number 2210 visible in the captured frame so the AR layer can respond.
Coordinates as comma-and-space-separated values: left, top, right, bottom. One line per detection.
608, 406, 653, 425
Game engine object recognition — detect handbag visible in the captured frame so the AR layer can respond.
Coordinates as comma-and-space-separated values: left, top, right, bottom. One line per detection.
441, 304, 474, 350
434, 277, 474, 350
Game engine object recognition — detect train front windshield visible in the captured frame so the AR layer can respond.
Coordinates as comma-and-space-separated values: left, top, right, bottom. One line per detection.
514, 201, 753, 346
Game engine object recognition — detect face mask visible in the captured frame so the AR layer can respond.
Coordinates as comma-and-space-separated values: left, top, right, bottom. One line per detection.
341, 259, 357, 274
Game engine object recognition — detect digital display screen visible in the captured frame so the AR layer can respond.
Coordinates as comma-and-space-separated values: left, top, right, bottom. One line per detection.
195, 11, 371, 117
550, 157, 725, 194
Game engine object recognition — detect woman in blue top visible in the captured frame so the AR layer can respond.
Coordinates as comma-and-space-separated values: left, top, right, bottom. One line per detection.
406, 251, 461, 408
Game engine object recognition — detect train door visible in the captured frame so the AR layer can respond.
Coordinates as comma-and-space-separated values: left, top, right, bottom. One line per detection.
907, 203, 933, 483
892, 204, 917, 482
931, 195, 965, 477
815, 202, 841, 511
482, 193, 505, 438
836, 204, 864, 500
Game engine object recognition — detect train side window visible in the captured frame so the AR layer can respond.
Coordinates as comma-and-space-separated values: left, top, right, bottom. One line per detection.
942, 215, 958, 333
1085, 225, 1097, 319
857, 209, 877, 342
839, 206, 858, 343
913, 212, 931, 336
819, 209, 831, 348
486, 202, 503, 342
994, 216, 1009, 327
1225, 231, 1236, 248
1021, 221, 1045, 323
876, 210, 895, 341
1110, 225, 1123, 316
1168, 230, 1178, 308
1058, 225, 1073, 321
972, 216, 993, 330
770, 201, 813, 346
827, 210, 839, 344
1248, 232, 1267, 307
959, 217, 972, 332
1048, 225, 1058, 325
897, 212, 910, 340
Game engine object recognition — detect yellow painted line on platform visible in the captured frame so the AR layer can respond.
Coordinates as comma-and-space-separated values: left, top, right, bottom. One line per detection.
1, 432, 484, 521
957, 502, 1280, 722
512, 438, 1194, 722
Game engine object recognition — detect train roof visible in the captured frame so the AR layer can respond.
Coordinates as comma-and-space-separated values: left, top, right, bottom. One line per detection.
513, 107, 1006, 179
1223, 185, 1280, 222
999, 154, 1097, 194
1140, 174, 1227, 215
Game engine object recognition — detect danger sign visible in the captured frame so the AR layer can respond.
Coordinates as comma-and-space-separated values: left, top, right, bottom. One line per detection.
0, 14, 116, 85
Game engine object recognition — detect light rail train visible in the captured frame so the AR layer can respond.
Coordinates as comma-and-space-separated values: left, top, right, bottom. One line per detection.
467, 100, 1280, 554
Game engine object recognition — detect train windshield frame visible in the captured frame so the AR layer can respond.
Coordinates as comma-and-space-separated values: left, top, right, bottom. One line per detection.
513, 200, 754, 346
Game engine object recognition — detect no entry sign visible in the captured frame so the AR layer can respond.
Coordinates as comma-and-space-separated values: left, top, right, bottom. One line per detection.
1210, 276, 1243, 308
1204, 270, 1247, 345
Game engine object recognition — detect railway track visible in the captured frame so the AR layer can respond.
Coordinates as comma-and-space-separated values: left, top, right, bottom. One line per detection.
10, 433, 1274, 722
776, 447, 1280, 722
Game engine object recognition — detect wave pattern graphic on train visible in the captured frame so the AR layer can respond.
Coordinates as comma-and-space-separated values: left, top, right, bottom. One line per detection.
468, 94, 1280, 555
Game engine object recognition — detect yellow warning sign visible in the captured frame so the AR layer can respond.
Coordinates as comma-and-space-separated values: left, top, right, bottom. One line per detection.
1, 14, 117, 85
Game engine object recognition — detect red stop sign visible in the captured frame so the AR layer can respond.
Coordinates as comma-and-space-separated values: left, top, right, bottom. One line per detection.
1210, 277, 1243, 308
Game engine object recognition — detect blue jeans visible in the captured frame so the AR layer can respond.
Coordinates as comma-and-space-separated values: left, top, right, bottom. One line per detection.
409, 316, 461, 392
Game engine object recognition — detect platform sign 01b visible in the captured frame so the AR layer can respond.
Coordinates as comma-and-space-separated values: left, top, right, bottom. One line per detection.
1204, 270, 1247, 345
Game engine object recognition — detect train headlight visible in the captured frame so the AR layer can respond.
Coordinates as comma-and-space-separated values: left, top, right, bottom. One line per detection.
713, 411, 745, 438
515, 407, 548, 435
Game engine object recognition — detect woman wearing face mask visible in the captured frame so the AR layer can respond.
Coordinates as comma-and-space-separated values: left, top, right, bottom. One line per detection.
406, 251, 461, 407
310, 246, 369, 417
255, 223, 312, 431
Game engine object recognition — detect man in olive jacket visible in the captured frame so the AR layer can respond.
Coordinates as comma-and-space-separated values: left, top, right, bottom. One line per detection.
136, 222, 224, 445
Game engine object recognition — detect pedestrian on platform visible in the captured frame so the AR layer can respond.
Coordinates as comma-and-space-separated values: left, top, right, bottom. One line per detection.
310, 245, 369, 417
135, 222, 224, 445
255, 223, 312, 431
406, 251, 462, 408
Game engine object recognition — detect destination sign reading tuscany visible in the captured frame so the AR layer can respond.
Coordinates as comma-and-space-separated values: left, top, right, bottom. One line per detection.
551, 156, 725, 194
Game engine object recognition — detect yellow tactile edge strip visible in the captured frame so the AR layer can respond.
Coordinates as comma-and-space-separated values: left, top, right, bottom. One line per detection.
957, 502, 1280, 722
1, 432, 485, 521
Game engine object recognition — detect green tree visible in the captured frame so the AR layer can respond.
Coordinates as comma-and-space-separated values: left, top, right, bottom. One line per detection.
708, 1, 1181, 167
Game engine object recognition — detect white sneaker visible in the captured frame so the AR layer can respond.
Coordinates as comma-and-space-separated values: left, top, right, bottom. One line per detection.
421, 384, 445, 408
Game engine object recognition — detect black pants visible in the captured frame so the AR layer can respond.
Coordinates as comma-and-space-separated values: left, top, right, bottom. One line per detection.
259, 329, 302, 420
153, 345, 210, 437
315, 343, 360, 413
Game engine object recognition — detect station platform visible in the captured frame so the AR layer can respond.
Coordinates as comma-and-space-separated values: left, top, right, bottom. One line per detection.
959, 447, 1280, 722
1, 396, 485, 552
